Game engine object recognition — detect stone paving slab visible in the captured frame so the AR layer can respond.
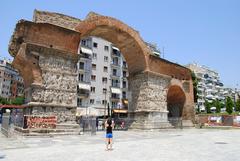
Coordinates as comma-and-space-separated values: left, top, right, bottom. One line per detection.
0, 129, 240, 161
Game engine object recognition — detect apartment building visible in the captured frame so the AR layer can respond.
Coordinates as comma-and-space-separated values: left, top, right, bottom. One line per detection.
0, 58, 24, 99
76, 37, 129, 117
186, 63, 224, 111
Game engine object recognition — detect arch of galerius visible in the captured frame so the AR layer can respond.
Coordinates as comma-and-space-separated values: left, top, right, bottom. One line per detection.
8, 10, 195, 131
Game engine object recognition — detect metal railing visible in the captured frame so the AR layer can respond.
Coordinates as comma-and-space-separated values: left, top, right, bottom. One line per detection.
78, 116, 96, 135
1, 112, 11, 137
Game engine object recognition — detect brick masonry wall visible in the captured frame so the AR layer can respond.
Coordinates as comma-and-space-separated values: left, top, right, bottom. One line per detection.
33, 10, 81, 30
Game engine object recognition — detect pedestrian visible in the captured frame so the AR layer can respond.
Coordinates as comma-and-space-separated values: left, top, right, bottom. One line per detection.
105, 117, 114, 150
121, 121, 125, 129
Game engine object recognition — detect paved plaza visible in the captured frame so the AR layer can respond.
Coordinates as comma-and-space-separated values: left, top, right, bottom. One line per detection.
0, 129, 240, 161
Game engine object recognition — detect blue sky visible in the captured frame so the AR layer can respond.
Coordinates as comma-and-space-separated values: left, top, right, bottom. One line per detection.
0, 0, 239, 88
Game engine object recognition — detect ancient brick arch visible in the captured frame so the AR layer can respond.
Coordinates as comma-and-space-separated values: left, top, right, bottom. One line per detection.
75, 12, 150, 75
8, 10, 195, 130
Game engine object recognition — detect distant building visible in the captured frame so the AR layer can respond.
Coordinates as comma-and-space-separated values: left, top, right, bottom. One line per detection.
0, 58, 24, 99
186, 63, 224, 111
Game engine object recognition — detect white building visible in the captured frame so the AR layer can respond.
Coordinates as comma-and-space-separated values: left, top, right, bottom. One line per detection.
76, 37, 129, 117
186, 63, 224, 111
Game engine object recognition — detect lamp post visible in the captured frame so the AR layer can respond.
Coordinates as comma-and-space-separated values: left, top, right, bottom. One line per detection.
104, 83, 107, 119
104, 78, 112, 119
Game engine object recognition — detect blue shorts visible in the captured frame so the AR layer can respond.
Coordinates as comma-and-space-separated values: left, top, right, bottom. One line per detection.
106, 133, 113, 138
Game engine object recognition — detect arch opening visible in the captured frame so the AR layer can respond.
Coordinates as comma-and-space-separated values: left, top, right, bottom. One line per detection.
75, 15, 150, 75
167, 85, 186, 119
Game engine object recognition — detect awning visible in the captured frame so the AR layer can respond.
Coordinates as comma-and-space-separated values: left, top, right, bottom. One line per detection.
78, 83, 91, 90
111, 87, 121, 94
122, 99, 128, 104
81, 47, 92, 55
112, 46, 120, 51
113, 109, 128, 113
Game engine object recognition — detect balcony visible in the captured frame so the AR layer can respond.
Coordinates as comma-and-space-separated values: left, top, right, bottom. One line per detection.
197, 93, 204, 97
111, 83, 120, 88
197, 99, 205, 103
111, 73, 121, 78
111, 62, 121, 67
112, 47, 121, 57
111, 96, 120, 100
77, 88, 90, 98
80, 47, 92, 59
206, 94, 214, 100
207, 83, 213, 87
111, 92, 120, 101
122, 64, 128, 69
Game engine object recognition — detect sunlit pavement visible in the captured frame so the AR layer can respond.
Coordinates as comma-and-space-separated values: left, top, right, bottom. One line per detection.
0, 129, 240, 161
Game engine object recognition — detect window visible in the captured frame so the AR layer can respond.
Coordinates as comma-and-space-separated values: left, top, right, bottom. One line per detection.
122, 91, 127, 99
102, 100, 107, 105
104, 56, 108, 62
123, 71, 127, 77
93, 42, 98, 48
111, 93, 120, 99
112, 57, 119, 65
79, 74, 84, 82
79, 62, 84, 70
113, 69, 117, 76
102, 77, 108, 84
92, 53, 97, 59
81, 40, 86, 46
103, 66, 108, 72
112, 102, 117, 109
103, 88, 107, 94
77, 98, 82, 106
112, 79, 119, 88
123, 61, 127, 67
90, 99, 95, 104
104, 46, 109, 51
91, 87, 95, 93
123, 81, 127, 88
92, 64, 96, 70
91, 75, 96, 81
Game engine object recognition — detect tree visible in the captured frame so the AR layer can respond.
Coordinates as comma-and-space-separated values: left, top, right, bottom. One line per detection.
213, 99, 221, 113
0, 96, 24, 105
0, 96, 9, 105
220, 102, 225, 112
226, 97, 234, 114
191, 72, 198, 103
11, 97, 25, 105
236, 99, 240, 112
204, 100, 211, 113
